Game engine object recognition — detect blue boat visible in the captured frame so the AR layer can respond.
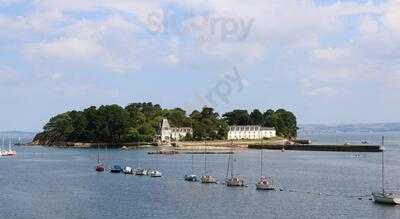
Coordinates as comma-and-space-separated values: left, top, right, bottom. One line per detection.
110, 165, 123, 173
184, 174, 197, 182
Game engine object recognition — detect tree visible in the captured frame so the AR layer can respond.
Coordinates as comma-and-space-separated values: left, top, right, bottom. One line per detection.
271, 109, 298, 138
68, 111, 89, 142
262, 109, 275, 127
222, 110, 251, 125
96, 105, 130, 143
43, 113, 74, 143
250, 109, 263, 125
190, 107, 228, 140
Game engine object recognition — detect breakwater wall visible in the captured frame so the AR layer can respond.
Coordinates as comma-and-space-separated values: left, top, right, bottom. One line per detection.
248, 144, 381, 152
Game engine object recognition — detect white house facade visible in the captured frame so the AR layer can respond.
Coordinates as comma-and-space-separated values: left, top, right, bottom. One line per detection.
228, 125, 276, 140
158, 119, 193, 142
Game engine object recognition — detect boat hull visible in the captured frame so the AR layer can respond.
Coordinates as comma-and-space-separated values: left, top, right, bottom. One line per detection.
256, 177, 275, 190
96, 165, 105, 172
184, 175, 197, 182
201, 176, 217, 184
372, 192, 400, 205
225, 178, 245, 187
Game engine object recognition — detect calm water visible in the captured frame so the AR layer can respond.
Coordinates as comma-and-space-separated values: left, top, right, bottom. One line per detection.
1, 133, 400, 218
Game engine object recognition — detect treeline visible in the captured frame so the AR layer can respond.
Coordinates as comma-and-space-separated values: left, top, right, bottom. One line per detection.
34, 102, 298, 145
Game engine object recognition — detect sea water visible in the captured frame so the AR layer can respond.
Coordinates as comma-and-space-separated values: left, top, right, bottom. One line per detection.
0, 132, 400, 218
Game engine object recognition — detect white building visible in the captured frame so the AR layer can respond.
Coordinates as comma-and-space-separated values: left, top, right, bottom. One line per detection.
158, 119, 193, 142
228, 125, 276, 140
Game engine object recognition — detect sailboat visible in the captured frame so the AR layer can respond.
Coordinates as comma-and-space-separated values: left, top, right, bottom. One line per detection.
5, 137, 16, 156
256, 148, 274, 190
225, 148, 245, 187
1, 136, 6, 156
184, 154, 197, 182
372, 137, 400, 205
95, 145, 105, 172
201, 141, 217, 184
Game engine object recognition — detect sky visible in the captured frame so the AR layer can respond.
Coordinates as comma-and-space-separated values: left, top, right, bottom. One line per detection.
0, 0, 399, 132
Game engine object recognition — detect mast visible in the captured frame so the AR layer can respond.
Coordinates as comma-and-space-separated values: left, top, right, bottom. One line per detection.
97, 144, 100, 164
226, 152, 231, 178
382, 136, 385, 193
204, 140, 206, 175
191, 154, 194, 174
230, 151, 234, 178
260, 148, 263, 177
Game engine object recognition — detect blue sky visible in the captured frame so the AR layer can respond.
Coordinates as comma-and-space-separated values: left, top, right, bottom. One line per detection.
0, 0, 399, 132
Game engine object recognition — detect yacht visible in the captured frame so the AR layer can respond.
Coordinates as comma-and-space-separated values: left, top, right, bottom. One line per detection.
372, 137, 400, 205
256, 149, 275, 190
225, 148, 245, 187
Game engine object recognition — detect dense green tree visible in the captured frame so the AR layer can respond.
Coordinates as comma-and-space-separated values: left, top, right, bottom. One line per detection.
42, 113, 74, 143
271, 109, 298, 138
262, 109, 274, 127
95, 105, 130, 143
67, 111, 89, 141
190, 107, 228, 140
222, 110, 251, 125
250, 109, 263, 125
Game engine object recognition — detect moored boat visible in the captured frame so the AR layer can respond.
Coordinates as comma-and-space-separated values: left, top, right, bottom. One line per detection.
256, 148, 275, 190
95, 145, 105, 172
135, 168, 147, 176
226, 177, 245, 187
96, 163, 105, 172
224, 148, 245, 187
372, 192, 400, 205
184, 174, 197, 182
110, 165, 123, 173
201, 142, 217, 184
372, 137, 400, 205
149, 170, 162, 177
184, 154, 197, 182
123, 166, 133, 174
256, 177, 275, 190
201, 175, 217, 184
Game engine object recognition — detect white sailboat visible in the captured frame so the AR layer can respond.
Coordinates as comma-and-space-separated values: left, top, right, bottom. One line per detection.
256, 148, 274, 190
5, 137, 16, 156
372, 137, 400, 205
225, 148, 245, 187
201, 141, 217, 184
184, 154, 197, 182
1, 136, 6, 156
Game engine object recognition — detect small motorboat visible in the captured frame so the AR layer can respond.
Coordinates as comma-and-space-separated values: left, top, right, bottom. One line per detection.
201, 175, 217, 184
110, 165, 123, 173
123, 166, 133, 174
372, 192, 400, 205
184, 174, 197, 182
149, 170, 162, 177
256, 176, 275, 190
135, 168, 147, 176
225, 177, 245, 187
96, 163, 105, 172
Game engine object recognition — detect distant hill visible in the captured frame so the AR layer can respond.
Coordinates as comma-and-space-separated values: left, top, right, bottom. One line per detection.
299, 123, 400, 134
